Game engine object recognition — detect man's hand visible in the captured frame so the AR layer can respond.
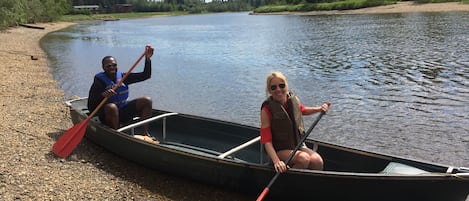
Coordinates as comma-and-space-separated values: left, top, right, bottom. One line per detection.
101, 89, 117, 98
145, 45, 154, 59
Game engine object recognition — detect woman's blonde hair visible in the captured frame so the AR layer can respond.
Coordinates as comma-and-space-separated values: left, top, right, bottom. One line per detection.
265, 71, 288, 96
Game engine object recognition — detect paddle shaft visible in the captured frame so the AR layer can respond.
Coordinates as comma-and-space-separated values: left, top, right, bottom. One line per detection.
256, 102, 330, 201
52, 50, 147, 158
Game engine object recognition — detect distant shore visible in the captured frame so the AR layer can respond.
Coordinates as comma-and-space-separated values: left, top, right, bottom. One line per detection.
255, 2, 469, 15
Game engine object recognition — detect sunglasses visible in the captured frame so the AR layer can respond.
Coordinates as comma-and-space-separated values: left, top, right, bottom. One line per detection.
105, 63, 117, 68
270, 83, 286, 90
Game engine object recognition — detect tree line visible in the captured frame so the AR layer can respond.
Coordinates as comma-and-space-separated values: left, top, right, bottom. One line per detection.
2, 0, 458, 30
0, 0, 255, 29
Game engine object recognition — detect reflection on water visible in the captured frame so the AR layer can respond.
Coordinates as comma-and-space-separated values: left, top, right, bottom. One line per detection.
42, 12, 469, 167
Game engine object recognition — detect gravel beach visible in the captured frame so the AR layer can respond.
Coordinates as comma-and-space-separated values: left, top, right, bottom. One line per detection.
1, 2, 468, 200
0, 23, 252, 200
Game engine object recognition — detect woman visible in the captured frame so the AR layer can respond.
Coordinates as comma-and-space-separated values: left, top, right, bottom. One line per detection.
260, 71, 329, 173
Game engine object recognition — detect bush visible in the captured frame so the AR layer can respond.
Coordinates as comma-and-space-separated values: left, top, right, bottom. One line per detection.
0, 0, 70, 30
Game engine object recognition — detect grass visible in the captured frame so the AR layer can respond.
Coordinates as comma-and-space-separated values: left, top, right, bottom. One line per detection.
255, 0, 397, 13
253, 0, 466, 13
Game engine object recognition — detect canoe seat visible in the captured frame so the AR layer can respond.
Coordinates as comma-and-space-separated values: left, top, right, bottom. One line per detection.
380, 162, 429, 175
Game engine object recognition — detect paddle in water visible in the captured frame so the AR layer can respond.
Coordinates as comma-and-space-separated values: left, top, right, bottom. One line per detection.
52, 47, 150, 158
256, 102, 330, 201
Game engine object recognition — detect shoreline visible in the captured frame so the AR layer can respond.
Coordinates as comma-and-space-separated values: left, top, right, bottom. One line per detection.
0, 22, 251, 200
0, 3, 468, 199
254, 2, 469, 15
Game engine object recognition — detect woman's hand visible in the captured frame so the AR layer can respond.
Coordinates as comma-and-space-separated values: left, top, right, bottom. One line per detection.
273, 160, 287, 173
320, 103, 329, 113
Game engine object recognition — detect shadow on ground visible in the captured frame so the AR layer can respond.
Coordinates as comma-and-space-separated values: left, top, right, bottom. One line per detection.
47, 130, 254, 200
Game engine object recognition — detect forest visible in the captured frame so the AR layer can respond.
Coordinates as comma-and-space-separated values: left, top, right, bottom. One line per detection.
0, 0, 463, 30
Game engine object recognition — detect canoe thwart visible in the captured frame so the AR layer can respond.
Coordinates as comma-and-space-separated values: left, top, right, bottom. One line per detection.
218, 136, 260, 159
117, 112, 178, 132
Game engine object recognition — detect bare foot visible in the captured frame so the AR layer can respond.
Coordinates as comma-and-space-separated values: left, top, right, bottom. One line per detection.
134, 135, 160, 144
143, 135, 160, 144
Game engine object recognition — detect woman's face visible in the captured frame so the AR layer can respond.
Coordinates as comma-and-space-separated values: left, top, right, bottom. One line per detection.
269, 77, 287, 103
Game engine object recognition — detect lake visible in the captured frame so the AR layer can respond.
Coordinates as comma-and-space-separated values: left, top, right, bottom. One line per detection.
42, 12, 469, 168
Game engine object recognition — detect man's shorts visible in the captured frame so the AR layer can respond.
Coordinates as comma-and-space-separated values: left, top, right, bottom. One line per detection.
98, 99, 138, 124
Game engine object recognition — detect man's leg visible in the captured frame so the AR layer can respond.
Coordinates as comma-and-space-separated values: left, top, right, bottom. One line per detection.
102, 103, 119, 129
134, 96, 152, 135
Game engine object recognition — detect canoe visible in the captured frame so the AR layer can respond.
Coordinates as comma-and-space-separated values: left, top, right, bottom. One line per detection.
19, 23, 45, 30
103, 18, 120, 21
65, 97, 469, 201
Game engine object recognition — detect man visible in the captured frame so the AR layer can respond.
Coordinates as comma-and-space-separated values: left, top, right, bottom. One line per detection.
87, 45, 157, 142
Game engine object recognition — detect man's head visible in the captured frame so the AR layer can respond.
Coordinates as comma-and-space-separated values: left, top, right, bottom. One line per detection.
102, 56, 117, 80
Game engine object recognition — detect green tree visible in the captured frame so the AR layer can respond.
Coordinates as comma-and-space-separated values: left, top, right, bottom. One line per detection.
0, 0, 70, 30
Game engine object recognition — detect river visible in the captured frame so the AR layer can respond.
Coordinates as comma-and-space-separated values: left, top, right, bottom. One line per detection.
42, 12, 469, 168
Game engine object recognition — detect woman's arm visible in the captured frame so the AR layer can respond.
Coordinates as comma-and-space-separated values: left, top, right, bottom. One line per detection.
302, 101, 329, 115
261, 108, 287, 172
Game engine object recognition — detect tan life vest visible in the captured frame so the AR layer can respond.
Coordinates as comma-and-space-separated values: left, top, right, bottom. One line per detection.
262, 92, 305, 151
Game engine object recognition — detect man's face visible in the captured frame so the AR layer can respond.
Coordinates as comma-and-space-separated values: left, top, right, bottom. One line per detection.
102, 57, 117, 80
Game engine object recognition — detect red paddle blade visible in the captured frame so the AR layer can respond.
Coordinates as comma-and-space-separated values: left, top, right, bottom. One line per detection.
52, 117, 91, 158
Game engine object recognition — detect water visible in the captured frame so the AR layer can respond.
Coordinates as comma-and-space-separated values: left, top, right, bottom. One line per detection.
42, 12, 469, 168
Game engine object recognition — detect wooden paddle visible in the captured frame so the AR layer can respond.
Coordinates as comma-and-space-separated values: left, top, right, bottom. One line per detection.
52, 49, 148, 158
256, 102, 330, 201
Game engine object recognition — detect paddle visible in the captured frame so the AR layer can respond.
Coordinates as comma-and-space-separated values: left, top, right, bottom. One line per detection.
256, 102, 330, 201
52, 48, 148, 158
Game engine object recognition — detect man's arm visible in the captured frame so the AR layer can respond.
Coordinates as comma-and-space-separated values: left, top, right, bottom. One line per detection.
124, 45, 154, 85
87, 77, 106, 113
124, 58, 152, 85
